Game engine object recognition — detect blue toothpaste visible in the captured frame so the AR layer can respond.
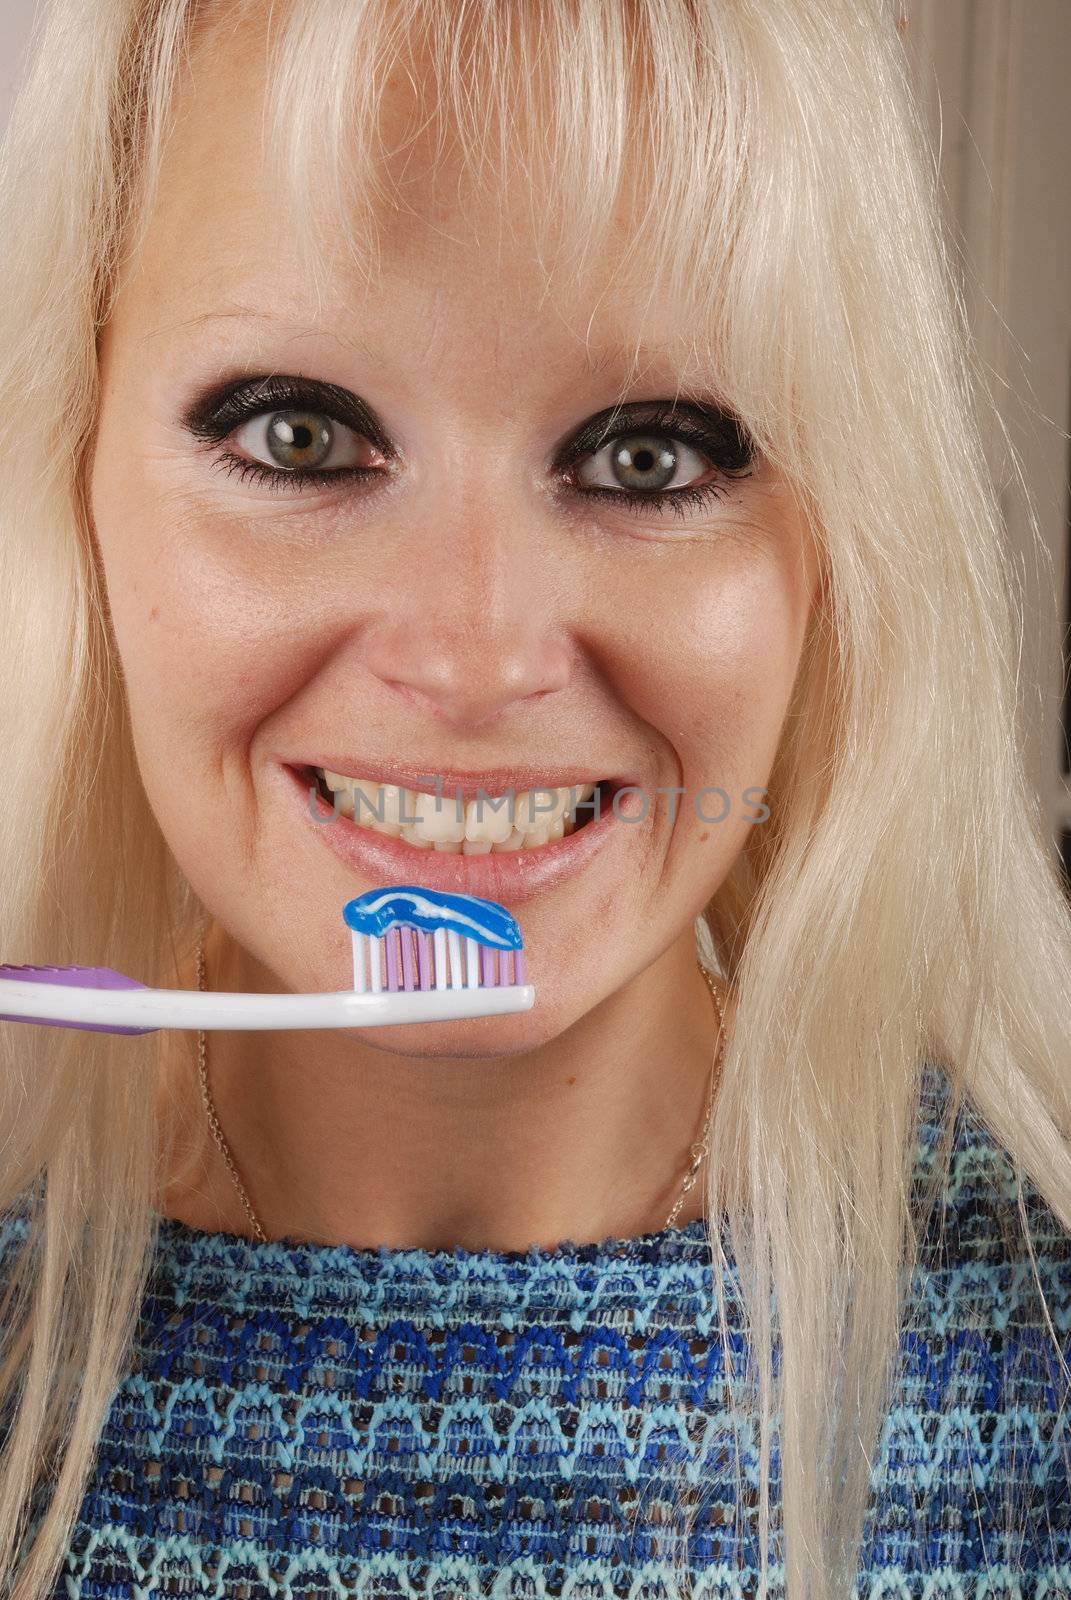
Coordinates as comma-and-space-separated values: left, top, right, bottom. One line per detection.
342, 886, 523, 951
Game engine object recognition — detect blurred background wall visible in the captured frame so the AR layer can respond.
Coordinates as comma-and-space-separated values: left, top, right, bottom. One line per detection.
899, 0, 1071, 891
0, 0, 36, 121
0, 0, 1068, 878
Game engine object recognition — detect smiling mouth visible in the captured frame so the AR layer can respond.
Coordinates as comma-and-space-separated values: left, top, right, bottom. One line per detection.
299, 767, 618, 855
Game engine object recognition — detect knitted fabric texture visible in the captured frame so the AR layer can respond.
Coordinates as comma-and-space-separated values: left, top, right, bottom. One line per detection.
2, 1062, 1069, 1598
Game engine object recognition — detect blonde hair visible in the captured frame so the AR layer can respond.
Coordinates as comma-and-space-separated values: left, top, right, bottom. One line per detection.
0, 0, 1069, 1595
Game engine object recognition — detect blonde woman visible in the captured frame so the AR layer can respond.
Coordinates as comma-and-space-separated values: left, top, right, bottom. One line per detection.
0, 0, 1068, 1595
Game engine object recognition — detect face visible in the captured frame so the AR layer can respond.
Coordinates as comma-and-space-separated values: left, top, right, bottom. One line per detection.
89, 7, 823, 1054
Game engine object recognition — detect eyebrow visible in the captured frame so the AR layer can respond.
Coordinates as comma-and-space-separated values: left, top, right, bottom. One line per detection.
140, 307, 685, 403
141, 306, 658, 377
139, 307, 374, 359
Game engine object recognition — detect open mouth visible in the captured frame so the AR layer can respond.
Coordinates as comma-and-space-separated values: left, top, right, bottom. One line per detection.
298, 768, 620, 855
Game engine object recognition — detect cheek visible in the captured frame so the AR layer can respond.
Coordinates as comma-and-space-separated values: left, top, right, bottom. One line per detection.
593, 539, 811, 792
92, 469, 332, 768
685, 562, 807, 781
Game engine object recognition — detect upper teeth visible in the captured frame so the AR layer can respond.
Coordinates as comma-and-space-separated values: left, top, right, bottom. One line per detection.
315, 772, 599, 853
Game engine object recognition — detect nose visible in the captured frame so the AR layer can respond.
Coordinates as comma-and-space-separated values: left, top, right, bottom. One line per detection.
357, 517, 573, 729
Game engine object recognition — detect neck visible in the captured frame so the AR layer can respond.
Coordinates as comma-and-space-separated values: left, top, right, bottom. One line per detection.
156, 922, 732, 1253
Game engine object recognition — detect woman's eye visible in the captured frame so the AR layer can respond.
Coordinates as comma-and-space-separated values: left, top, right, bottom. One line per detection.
556, 403, 757, 518
229, 409, 383, 477
179, 374, 396, 493
573, 432, 718, 498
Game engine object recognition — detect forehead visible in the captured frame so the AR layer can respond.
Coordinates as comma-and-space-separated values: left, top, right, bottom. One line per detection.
114, 1, 705, 386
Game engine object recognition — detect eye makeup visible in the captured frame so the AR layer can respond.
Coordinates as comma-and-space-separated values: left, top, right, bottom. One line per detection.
181, 373, 396, 460
176, 370, 758, 517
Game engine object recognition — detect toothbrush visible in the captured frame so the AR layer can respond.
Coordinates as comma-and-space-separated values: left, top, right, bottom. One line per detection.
0, 886, 534, 1033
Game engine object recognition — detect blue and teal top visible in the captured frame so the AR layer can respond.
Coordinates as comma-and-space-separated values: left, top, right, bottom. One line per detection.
2, 1063, 1069, 1597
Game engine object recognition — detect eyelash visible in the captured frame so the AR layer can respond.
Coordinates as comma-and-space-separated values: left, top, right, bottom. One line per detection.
183, 376, 756, 518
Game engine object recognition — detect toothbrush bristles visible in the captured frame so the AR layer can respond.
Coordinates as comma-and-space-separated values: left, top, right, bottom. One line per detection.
351, 924, 524, 995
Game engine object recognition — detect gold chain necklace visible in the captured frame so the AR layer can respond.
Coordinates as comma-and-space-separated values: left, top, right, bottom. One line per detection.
196, 931, 726, 1243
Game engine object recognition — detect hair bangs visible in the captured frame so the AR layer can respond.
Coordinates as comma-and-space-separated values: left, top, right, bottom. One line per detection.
247, 0, 772, 402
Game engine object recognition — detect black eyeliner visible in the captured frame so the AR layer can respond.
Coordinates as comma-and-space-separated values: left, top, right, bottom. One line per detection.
179, 373, 397, 460
557, 399, 756, 474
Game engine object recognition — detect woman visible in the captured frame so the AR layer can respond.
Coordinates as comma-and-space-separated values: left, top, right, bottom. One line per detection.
0, 0, 1067, 1594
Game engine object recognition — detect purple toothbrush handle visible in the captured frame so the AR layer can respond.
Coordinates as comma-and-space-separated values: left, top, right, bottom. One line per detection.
0, 964, 157, 1035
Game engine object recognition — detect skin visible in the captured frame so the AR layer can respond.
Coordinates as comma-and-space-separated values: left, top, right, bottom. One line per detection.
89, 9, 824, 1252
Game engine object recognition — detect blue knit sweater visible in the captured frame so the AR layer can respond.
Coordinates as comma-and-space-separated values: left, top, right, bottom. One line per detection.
2, 1063, 1069, 1597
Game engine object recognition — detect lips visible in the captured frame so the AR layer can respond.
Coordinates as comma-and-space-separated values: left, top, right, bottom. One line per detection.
281, 763, 633, 903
